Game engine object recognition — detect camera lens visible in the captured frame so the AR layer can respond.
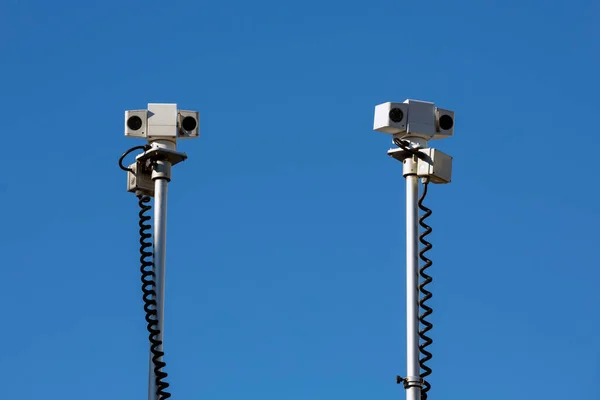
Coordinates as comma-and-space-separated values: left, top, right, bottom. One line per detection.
389, 108, 404, 123
127, 116, 143, 131
439, 114, 453, 130
181, 116, 197, 132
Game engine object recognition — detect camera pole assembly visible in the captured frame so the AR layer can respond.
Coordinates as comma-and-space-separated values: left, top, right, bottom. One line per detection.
119, 103, 200, 400
373, 99, 454, 400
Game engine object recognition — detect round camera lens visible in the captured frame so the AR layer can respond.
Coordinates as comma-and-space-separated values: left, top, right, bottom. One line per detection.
181, 116, 197, 132
439, 115, 453, 130
127, 116, 143, 131
389, 108, 404, 123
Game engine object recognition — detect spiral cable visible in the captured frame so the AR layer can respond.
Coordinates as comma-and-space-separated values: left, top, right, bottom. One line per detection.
138, 194, 172, 400
417, 179, 433, 399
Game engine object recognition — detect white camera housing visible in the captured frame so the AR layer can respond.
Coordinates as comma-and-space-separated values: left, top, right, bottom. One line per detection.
125, 103, 200, 140
373, 99, 454, 140
124, 110, 148, 138
178, 110, 200, 139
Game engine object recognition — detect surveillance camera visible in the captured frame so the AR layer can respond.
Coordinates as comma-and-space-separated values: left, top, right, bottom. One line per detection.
125, 103, 201, 141
373, 99, 454, 141
125, 110, 148, 138
178, 110, 199, 139
434, 107, 454, 139
373, 102, 409, 134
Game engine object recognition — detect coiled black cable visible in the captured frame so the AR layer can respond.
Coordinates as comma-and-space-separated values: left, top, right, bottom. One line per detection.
417, 179, 433, 399
391, 138, 436, 398
138, 194, 171, 399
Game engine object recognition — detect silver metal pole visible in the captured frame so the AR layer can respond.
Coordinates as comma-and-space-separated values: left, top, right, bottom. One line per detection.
404, 156, 421, 400
149, 157, 172, 400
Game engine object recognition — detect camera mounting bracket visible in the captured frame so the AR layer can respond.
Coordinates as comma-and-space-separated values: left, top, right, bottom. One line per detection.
135, 146, 188, 167
387, 147, 453, 184
127, 146, 188, 197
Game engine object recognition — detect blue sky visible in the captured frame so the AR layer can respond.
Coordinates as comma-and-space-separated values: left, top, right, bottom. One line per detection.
1, 0, 598, 399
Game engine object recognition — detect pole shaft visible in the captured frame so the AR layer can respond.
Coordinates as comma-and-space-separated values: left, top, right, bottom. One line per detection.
148, 174, 169, 400
406, 173, 421, 400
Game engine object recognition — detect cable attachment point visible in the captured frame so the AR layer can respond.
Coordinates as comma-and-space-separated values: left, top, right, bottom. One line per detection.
127, 162, 155, 197
387, 137, 426, 167
119, 144, 152, 172
393, 137, 427, 159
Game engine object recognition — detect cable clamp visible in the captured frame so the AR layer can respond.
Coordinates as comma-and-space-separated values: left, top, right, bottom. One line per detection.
402, 156, 418, 177
396, 375, 423, 389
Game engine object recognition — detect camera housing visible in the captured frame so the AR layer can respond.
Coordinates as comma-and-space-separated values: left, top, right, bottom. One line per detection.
124, 103, 200, 140
178, 110, 199, 139
373, 99, 454, 140
147, 103, 178, 139
435, 107, 454, 139
125, 110, 148, 138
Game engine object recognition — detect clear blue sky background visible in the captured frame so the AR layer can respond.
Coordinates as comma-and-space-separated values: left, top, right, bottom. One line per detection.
1, 0, 598, 399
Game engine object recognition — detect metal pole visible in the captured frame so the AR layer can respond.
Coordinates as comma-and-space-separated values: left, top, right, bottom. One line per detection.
149, 154, 173, 400
404, 156, 421, 400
